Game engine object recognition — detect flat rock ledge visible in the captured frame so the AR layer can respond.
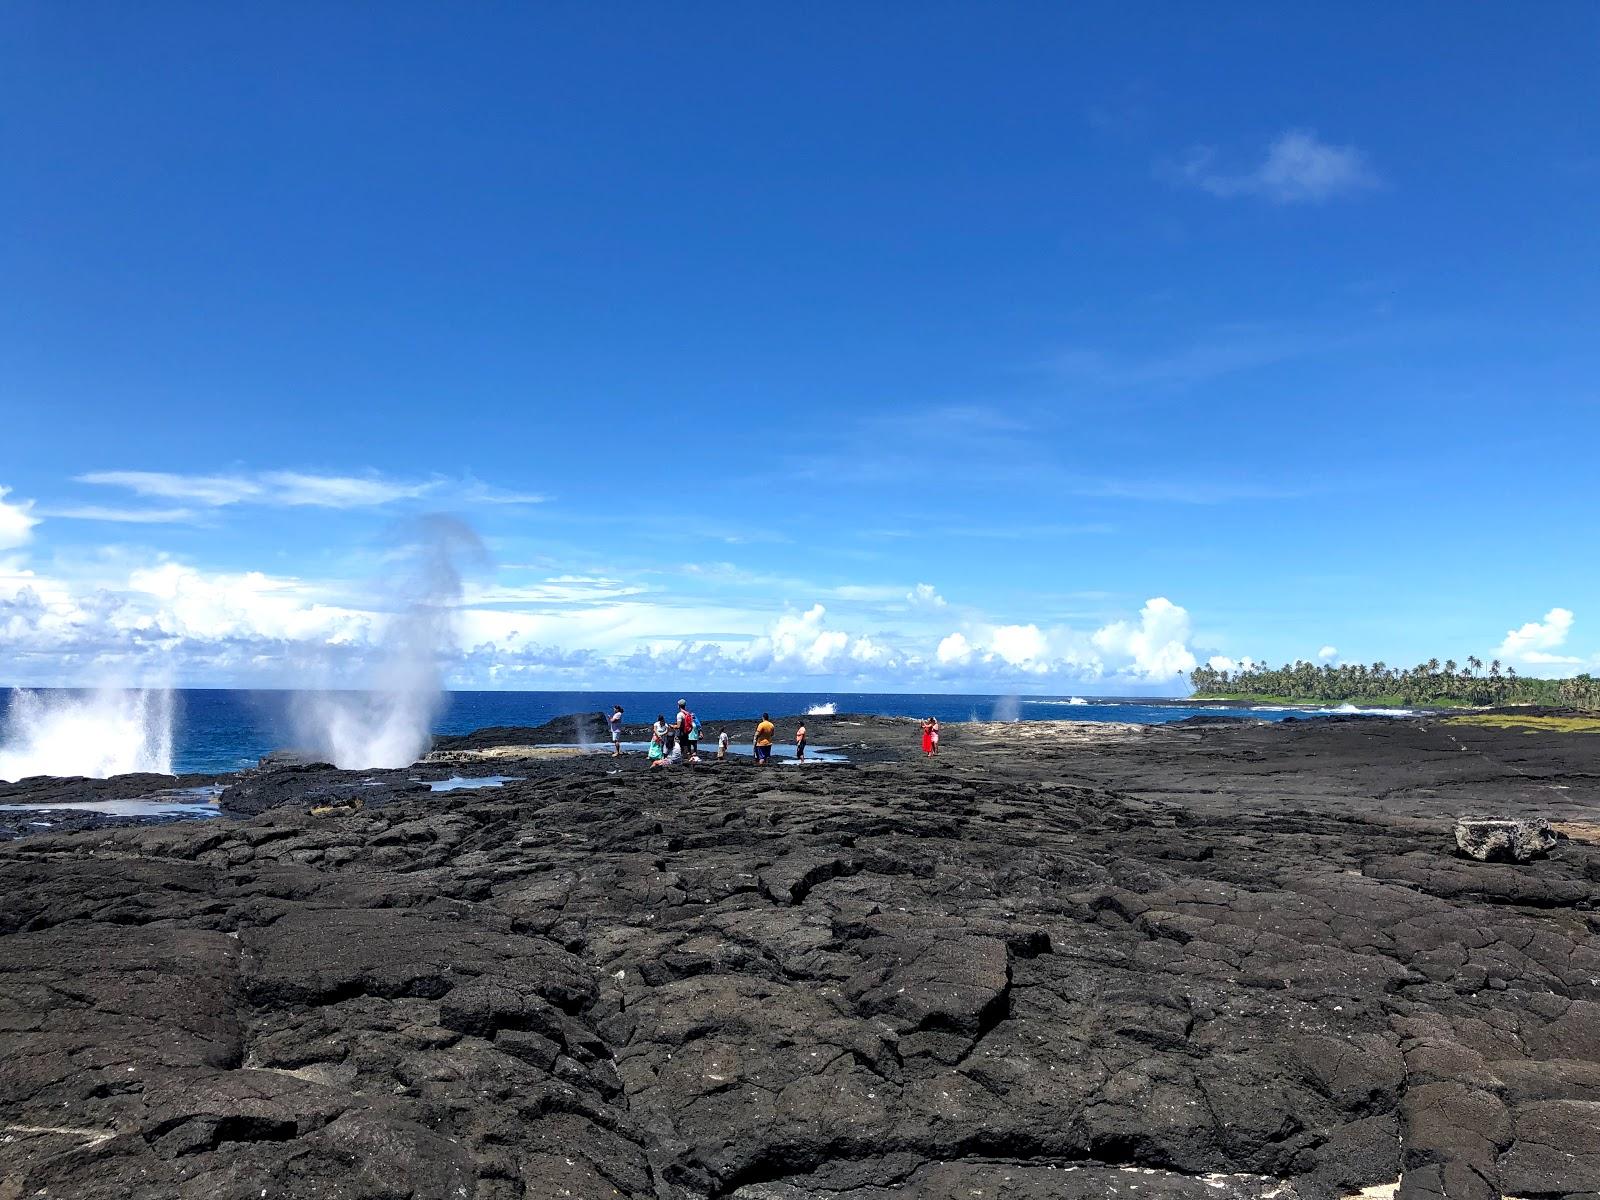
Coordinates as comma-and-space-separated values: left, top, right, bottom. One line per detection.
2, 714, 1600, 1200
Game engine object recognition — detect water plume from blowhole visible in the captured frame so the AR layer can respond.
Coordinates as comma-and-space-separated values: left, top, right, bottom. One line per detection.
288, 515, 486, 770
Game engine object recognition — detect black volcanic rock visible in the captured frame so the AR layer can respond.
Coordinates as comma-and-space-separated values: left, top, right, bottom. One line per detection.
2, 714, 1599, 1197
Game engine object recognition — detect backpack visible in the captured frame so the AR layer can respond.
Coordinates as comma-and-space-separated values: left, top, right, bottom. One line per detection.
680, 710, 694, 733
691, 718, 702, 740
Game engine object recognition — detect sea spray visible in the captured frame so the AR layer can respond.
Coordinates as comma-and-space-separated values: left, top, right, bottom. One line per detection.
0, 687, 174, 781
991, 695, 1021, 723
806, 701, 837, 716
288, 516, 485, 769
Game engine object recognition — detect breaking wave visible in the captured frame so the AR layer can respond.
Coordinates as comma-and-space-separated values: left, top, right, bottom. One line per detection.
0, 688, 174, 782
806, 702, 837, 716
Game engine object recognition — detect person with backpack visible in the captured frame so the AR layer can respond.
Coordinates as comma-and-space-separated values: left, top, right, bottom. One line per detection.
676, 699, 697, 764
688, 712, 702, 762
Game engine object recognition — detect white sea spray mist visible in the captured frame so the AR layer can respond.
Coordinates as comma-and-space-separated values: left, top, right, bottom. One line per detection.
0, 686, 175, 781
288, 516, 485, 770
991, 695, 1021, 723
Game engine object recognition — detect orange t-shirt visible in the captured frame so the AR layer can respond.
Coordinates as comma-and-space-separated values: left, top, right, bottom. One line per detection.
755, 720, 775, 747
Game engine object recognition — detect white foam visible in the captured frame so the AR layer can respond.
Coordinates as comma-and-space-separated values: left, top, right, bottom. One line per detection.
0, 688, 174, 782
806, 702, 837, 716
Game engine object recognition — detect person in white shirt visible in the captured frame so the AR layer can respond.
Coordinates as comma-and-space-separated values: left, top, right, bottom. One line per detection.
608, 706, 624, 758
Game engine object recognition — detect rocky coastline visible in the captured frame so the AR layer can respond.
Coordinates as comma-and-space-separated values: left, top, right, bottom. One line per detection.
3, 712, 1599, 1199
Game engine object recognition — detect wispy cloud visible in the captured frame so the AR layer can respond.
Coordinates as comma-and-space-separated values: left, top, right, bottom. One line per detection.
260, 471, 433, 507
39, 505, 199, 524
1169, 130, 1380, 204
76, 469, 543, 511
77, 471, 269, 506
457, 478, 549, 506
1051, 326, 1342, 389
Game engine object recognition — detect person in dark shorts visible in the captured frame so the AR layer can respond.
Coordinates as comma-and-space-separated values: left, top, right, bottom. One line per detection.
754, 713, 775, 765
795, 721, 807, 761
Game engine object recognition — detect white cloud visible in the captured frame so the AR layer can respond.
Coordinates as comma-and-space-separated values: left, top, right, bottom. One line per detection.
937, 632, 973, 665
0, 500, 1207, 691
1317, 645, 1338, 660
1175, 130, 1379, 204
1497, 607, 1581, 667
907, 583, 947, 608
1090, 597, 1197, 681
0, 487, 39, 550
990, 624, 1049, 669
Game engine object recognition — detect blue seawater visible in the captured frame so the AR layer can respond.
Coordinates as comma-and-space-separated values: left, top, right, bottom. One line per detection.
1, 689, 1388, 776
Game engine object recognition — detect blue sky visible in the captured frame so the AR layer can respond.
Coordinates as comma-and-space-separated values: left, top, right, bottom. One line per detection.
2, 4, 1597, 692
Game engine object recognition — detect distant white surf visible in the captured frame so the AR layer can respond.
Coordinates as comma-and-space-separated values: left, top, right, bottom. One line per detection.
806, 702, 837, 716
0, 688, 174, 782
1247, 702, 1416, 718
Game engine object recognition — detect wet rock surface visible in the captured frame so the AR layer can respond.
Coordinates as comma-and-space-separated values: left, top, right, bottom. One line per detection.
2, 714, 1599, 1199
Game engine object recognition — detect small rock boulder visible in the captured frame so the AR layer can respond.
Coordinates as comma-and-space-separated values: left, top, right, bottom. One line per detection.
1454, 817, 1557, 863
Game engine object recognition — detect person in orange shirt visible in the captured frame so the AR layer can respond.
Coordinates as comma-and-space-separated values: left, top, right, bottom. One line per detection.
753, 713, 776, 766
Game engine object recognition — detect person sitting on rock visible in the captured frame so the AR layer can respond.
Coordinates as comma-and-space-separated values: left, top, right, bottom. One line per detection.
647, 731, 670, 768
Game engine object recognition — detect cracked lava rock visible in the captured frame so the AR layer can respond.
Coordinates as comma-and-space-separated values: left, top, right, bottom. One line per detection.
2, 712, 1599, 1200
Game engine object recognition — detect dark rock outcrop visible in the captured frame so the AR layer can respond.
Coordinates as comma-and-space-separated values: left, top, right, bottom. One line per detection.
1454, 816, 1558, 862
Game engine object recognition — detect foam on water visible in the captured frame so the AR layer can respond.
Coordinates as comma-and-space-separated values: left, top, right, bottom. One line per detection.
806, 702, 837, 716
0, 688, 174, 782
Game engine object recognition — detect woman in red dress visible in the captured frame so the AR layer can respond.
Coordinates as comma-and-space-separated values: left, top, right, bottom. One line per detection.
920, 717, 934, 756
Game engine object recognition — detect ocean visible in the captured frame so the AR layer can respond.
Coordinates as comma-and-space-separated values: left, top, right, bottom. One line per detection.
0, 688, 1403, 777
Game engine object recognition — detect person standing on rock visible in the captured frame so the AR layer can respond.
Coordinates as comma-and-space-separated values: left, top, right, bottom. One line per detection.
930, 718, 940, 755
921, 718, 934, 756
688, 712, 702, 762
795, 721, 807, 762
754, 713, 776, 766
609, 706, 624, 758
717, 729, 729, 760
677, 700, 697, 765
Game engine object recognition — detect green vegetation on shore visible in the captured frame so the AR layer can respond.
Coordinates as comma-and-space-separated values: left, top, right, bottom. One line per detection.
1446, 713, 1600, 734
1190, 658, 1600, 710
1192, 691, 1474, 709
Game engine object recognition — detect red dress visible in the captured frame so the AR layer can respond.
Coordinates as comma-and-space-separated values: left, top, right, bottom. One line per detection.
921, 722, 933, 755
